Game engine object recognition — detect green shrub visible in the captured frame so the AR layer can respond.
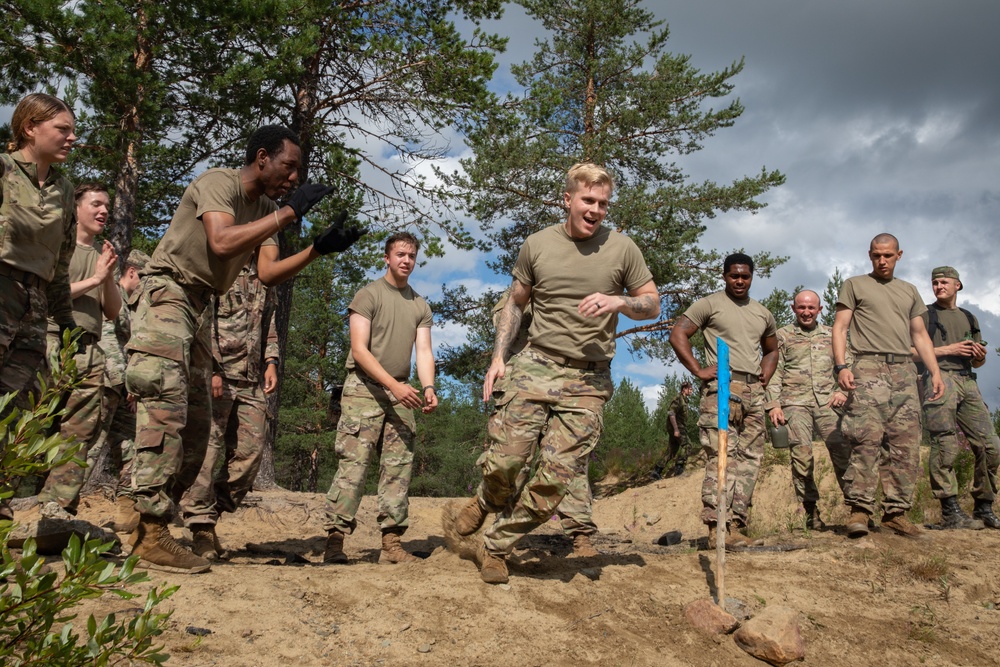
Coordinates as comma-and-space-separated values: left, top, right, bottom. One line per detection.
1, 335, 174, 666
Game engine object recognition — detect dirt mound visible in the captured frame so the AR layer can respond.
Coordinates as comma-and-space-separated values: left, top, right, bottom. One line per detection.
15, 453, 1000, 666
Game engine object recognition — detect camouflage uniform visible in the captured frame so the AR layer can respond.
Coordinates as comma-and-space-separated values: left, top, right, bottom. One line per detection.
922, 305, 999, 502
765, 322, 851, 504
837, 274, 926, 516
482, 346, 613, 554
0, 151, 76, 400
480, 223, 652, 556
88, 274, 143, 498
126, 168, 276, 519
682, 291, 777, 528
322, 276, 433, 536
656, 392, 691, 471
493, 290, 598, 539
181, 260, 278, 527
38, 243, 111, 514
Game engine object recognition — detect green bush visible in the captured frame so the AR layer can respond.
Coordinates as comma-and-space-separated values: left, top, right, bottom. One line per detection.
1, 334, 174, 666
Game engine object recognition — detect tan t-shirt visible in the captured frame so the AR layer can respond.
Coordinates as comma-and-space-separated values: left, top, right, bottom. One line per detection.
47, 242, 103, 337
145, 168, 277, 294
837, 273, 925, 356
345, 277, 433, 381
922, 304, 982, 372
683, 291, 777, 375
512, 224, 653, 362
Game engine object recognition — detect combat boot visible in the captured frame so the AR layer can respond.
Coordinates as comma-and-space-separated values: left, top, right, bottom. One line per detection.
803, 502, 826, 531
112, 496, 139, 533
726, 523, 754, 549
323, 530, 348, 564
570, 533, 600, 557
973, 499, 1000, 529
846, 509, 870, 538
881, 512, 930, 540
455, 497, 488, 536
379, 531, 419, 564
476, 543, 508, 584
131, 515, 211, 574
940, 496, 984, 530
192, 525, 231, 561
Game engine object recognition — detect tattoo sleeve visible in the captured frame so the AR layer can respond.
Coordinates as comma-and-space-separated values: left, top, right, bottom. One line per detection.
493, 300, 523, 363
620, 293, 659, 319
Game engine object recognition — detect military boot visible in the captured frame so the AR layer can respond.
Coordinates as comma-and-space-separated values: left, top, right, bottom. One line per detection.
476, 543, 508, 584
846, 509, 870, 538
192, 525, 231, 561
940, 496, 984, 530
131, 515, 211, 574
323, 530, 348, 564
570, 533, 600, 557
725, 523, 754, 549
803, 502, 826, 531
881, 512, 930, 540
455, 497, 488, 536
379, 531, 419, 564
111, 496, 139, 533
973, 499, 1000, 529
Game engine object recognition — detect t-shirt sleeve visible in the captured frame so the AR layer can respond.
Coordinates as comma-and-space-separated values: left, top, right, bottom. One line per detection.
348, 285, 376, 320
418, 298, 433, 329
837, 279, 857, 311
261, 234, 277, 247
764, 310, 778, 338
194, 171, 238, 219
622, 237, 654, 293
511, 240, 535, 287
682, 296, 712, 330
908, 285, 927, 319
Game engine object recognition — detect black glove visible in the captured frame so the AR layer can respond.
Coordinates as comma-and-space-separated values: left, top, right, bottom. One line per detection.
313, 211, 366, 255
287, 183, 335, 219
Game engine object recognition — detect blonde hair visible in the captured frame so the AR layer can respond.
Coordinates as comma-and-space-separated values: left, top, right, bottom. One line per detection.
7, 93, 74, 152
565, 162, 614, 196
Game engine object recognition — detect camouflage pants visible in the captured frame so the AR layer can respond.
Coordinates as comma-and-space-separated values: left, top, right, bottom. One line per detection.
481, 347, 612, 555
38, 335, 106, 513
0, 275, 47, 520
510, 443, 597, 538
323, 373, 416, 535
86, 383, 136, 498
783, 402, 850, 504
125, 274, 213, 518
698, 379, 766, 526
839, 358, 921, 516
0, 274, 47, 400
654, 431, 691, 472
181, 379, 268, 527
924, 371, 1000, 501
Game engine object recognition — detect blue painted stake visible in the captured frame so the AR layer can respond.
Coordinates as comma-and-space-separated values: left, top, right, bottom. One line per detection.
716, 339, 731, 609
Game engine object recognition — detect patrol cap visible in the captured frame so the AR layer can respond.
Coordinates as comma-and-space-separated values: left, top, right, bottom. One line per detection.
126, 249, 151, 270
931, 266, 961, 290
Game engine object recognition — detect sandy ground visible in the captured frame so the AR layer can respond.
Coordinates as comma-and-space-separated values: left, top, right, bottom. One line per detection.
16, 449, 1000, 667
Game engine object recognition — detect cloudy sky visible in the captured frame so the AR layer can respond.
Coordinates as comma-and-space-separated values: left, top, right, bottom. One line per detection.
409, 0, 1000, 410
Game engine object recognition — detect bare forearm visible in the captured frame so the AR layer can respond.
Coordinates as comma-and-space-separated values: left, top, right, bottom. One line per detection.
259, 246, 319, 286
619, 293, 660, 320
492, 302, 523, 363
208, 207, 295, 260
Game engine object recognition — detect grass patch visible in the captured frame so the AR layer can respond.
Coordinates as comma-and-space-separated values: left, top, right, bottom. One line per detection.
910, 555, 949, 582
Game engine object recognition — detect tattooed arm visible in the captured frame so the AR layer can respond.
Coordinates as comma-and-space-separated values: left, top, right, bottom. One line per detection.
483, 279, 531, 401
578, 280, 660, 320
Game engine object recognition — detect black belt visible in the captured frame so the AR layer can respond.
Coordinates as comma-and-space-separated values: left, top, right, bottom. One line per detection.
942, 368, 977, 379
729, 371, 760, 384
530, 345, 611, 371
0, 262, 45, 289
857, 352, 909, 364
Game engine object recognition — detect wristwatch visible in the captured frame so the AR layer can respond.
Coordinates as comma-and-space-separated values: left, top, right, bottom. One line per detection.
833, 364, 849, 375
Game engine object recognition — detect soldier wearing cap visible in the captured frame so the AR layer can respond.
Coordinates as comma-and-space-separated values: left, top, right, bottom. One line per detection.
833, 233, 943, 539
914, 266, 1000, 529
90, 248, 150, 533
